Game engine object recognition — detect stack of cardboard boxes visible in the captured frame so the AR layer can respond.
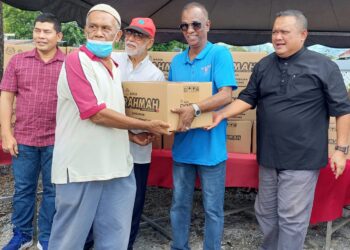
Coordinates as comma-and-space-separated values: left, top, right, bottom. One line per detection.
146, 51, 267, 152
2, 44, 347, 159
226, 52, 266, 154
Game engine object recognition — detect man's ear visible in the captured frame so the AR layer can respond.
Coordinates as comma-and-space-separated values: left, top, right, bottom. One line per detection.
146, 38, 154, 50
301, 29, 308, 42
114, 30, 123, 43
206, 20, 211, 32
57, 32, 63, 42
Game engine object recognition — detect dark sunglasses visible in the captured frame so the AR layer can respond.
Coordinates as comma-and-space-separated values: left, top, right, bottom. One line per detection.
179, 21, 202, 32
124, 29, 148, 40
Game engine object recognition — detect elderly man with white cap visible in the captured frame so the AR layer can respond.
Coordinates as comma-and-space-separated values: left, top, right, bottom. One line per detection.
48, 4, 169, 250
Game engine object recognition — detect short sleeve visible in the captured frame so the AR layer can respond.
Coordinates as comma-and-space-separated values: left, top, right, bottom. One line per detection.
323, 65, 350, 116
64, 51, 106, 120
0, 56, 18, 92
213, 47, 237, 90
237, 63, 260, 108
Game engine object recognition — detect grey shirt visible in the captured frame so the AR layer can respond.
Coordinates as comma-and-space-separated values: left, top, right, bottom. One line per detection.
238, 47, 350, 170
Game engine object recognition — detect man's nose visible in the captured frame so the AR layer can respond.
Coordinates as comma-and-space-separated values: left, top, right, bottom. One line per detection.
94, 27, 104, 37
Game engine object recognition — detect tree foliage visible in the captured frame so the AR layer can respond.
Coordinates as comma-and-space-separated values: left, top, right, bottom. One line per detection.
3, 4, 85, 46
61, 22, 85, 47
3, 4, 39, 39
152, 40, 187, 52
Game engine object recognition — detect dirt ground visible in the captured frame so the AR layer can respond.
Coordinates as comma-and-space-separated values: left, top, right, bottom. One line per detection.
1, 165, 350, 250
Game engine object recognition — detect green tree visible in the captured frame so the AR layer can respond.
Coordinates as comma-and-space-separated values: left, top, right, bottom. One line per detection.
3, 4, 39, 39
152, 40, 187, 52
3, 4, 85, 46
61, 22, 85, 47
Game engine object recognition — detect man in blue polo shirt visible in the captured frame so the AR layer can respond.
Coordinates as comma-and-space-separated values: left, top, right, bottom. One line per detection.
169, 2, 236, 249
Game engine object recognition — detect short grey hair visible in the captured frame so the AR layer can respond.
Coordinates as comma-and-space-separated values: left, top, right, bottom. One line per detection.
276, 9, 308, 30
182, 2, 209, 20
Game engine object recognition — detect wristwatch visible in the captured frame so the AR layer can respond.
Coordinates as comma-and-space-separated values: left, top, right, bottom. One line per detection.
191, 103, 201, 117
335, 145, 349, 155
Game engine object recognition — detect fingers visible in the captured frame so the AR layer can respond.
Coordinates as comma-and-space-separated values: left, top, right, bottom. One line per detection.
330, 158, 336, 173
205, 122, 218, 130
170, 108, 181, 114
14, 144, 19, 155
2, 143, 18, 157
335, 165, 345, 179
9, 144, 18, 157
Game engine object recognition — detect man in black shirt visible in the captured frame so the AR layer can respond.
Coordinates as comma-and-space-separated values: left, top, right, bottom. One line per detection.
210, 9, 350, 250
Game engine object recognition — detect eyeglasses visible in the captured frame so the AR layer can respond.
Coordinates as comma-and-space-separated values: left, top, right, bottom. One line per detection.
124, 29, 149, 41
179, 21, 202, 32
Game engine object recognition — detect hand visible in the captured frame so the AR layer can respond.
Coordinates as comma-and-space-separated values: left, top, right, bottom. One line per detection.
330, 150, 347, 179
131, 132, 155, 146
2, 133, 18, 157
206, 112, 224, 130
146, 120, 170, 135
171, 106, 195, 132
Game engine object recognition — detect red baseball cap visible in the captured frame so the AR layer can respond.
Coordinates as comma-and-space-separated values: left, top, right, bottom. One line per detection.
124, 17, 156, 38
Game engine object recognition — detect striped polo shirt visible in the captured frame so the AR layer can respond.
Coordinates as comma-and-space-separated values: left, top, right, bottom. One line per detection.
52, 46, 133, 184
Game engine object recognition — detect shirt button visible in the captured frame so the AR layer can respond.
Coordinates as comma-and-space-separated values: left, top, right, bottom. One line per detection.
281, 80, 285, 83
284, 62, 288, 65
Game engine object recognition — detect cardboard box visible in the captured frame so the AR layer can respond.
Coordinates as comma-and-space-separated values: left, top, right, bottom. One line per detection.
252, 121, 257, 154
230, 86, 257, 121
230, 109, 256, 121
226, 120, 252, 153
123, 81, 213, 131
3, 42, 68, 69
232, 86, 246, 99
163, 134, 175, 149
231, 52, 266, 87
152, 135, 162, 149
3, 42, 34, 69
149, 51, 177, 80
147, 51, 266, 83
328, 122, 350, 159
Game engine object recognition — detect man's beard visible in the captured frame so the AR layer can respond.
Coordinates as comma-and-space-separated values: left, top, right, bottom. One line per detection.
125, 41, 147, 57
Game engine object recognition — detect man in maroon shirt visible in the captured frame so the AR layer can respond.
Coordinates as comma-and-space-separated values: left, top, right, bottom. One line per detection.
0, 13, 64, 250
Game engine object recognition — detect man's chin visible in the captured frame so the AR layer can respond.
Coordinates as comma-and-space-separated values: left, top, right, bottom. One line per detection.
125, 49, 138, 57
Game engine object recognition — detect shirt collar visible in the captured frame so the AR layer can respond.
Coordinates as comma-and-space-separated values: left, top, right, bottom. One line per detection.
127, 54, 150, 68
25, 48, 65, 63
80, 45, 119, 68
185, 42, 213, 64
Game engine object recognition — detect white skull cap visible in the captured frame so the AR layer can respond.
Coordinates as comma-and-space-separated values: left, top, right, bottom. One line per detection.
87, 4, 121, 26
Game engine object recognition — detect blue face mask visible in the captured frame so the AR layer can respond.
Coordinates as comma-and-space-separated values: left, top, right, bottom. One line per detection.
86, 39, 113, 58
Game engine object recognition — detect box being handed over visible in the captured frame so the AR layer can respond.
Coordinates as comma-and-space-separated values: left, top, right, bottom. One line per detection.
123, 81, 213, 131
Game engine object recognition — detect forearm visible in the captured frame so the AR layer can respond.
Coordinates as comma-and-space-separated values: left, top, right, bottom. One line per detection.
0, 92, 15, 137
336, 114, 350, 145
197, 87, 232, 113
90, 108, 150, 131
218, 99, 253, 119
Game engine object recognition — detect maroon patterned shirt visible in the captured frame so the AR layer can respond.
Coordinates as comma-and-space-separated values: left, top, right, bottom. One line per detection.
0, 48, 65, 146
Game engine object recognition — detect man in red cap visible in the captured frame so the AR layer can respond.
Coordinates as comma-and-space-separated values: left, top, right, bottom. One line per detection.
112, 17, 165, 250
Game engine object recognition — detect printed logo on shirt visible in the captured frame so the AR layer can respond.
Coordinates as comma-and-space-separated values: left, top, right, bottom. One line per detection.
201, 64, 211, 73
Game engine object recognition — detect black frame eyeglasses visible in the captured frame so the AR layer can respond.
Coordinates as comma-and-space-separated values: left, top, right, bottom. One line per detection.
179, 21, 202, 32
124, 29, 148, 40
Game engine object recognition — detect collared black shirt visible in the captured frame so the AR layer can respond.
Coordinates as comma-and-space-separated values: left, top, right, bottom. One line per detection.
238, 47, 350, 170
